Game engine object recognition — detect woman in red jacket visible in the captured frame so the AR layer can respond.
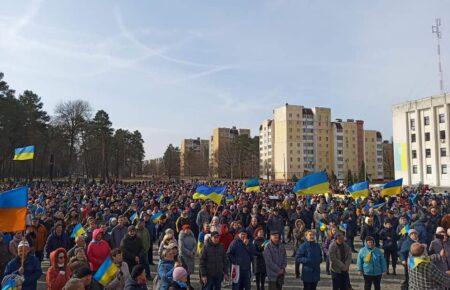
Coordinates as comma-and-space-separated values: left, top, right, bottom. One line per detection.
87, 229, 111, 271
46, 248, 72, 290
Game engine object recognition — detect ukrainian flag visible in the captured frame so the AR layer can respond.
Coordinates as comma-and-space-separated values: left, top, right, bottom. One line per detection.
13, 145, 35, 161
347, 181, 369, 199
130, 212, 138, 222
226, 194, 235, 203
338, 223, 348, 233
245, 178, 260, 193
399, 224, 410, 235
1, 277, 16, 290
381, 178, 403, 197
70, 224, 86, 238
93, 257, 119, 286
408, 256, 430, 269
151, 212, 163, 224
318, 221, 327, 232
293, 172, 329, 195
193, 185, 226, 205
0, 187, 28, 232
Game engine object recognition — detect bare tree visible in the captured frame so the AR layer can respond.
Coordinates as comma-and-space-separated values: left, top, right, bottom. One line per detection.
54, 100, 91, 180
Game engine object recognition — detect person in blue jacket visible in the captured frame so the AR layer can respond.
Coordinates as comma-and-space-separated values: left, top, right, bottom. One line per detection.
227, 229, 256, 290
157, 244, 177, 290
398, 229, 419, 290
296, 230, 322, 290
4, 241, 42, 290
357, 236, 387, 290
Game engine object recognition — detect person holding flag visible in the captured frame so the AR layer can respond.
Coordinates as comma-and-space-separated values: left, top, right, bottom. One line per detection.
357, 236, 387, 290
87, 228, 111, 272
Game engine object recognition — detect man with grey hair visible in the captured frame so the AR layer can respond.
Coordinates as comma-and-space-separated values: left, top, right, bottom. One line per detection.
4, 241, 42, 290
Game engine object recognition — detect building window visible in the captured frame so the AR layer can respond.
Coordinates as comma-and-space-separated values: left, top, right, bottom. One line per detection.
412, 150, 417, 159
442, 164, 448, 174
411, 134, 416, 143
426, 165, 432, 174
424, 116, 430, 126
439, 113, 445, 123
425, 132, 430, 141
440, 130, 446, 140
412, 165, 418, 174
441, 148, 447, 157
410, 119, 416, 130
425, 149, 431, 158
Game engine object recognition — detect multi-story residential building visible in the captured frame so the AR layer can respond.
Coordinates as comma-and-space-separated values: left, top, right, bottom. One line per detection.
364, 130, 384, 181
313, 107, 332, 172
382, 140, 395, 181
209, 126, 251, 178
330, 119, 365, 181
180, 138, 209, 177
259, 119, 274, 180
392, 95, 450, 186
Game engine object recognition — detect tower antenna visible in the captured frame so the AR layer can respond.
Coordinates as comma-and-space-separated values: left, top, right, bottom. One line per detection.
432, 18, 445, 94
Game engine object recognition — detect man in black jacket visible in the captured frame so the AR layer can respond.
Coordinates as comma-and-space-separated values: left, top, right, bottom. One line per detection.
200, 231, 228, 290
121, 226, 143, 271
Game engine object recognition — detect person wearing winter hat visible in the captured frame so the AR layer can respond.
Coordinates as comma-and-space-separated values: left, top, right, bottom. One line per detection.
357, 236, 387, 290
4, 240, 42, 290
399, 229, 419, 290
87, 228, 111, 271
121, 226, 143, 271
124, 265, 147, 290
428, 226, 450, 273
168, 267, 191, 290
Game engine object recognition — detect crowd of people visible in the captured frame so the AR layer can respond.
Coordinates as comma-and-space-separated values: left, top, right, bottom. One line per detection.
0, 180, 449, 290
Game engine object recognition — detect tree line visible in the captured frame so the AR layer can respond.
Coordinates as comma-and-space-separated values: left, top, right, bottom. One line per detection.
0, 72, 145, 181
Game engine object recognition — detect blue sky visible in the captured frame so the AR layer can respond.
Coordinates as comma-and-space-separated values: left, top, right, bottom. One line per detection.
1, 0, 449, 158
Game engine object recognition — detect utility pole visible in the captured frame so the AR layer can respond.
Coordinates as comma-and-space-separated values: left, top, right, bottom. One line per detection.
432, 18, 445, 94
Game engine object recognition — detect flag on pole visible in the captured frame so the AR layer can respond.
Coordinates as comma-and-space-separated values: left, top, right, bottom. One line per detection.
347, 181, 369, 199
380, 178, 403, 197
293, 172, 329, 195
193, 185, 226, 205
245, 178, 260, 193
70, 224, 86, 238
93, 257, 119, 286
13, 145, 35, 161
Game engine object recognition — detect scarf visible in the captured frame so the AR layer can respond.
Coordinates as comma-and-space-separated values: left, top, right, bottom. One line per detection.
408, 255, 430, 269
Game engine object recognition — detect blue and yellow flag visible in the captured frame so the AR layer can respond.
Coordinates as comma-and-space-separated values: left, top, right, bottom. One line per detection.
130, 212, 138, 222
13, 145, 35, 161
0, 187, 28, 232
93, 257, 119, 286
70, 224, 86, 238
408, 256, 430, 269
399, 224, 410, 235
318, 221, 327, 232
293, 172, 329, 195
381, 178, 402, 197
1, 276, 17, 290
151, 212, 163, 224
245, 178, 260, 193
193, 185, 226, 205
338, 223, 348, 233
347, 181, 369, 199
226, 194, 235, 203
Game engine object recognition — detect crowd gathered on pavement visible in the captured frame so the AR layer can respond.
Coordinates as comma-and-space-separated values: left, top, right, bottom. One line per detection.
0, 180, 449, 290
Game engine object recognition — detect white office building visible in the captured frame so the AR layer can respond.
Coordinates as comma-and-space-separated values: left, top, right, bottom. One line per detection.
392, 94, 450, 187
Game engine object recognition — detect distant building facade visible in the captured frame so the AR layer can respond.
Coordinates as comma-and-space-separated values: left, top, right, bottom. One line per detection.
180, 138, 209, 177
382, 140, 394, 181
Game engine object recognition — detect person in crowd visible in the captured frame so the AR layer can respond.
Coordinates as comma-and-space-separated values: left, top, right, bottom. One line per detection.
178, 224, 196, 282
329, 232, 352, 290
357, 236, 387, 290
169, 266, 192, 290
27, 217, 48, 261
378, 220, 398, 275
135, 219, 152, 279
46, 248, 72, 290
67, 236, 86, 259
159, 231, 177, 257
105, 249, 131, 290
267, 209, 284, 243
87, 228, 111, 271
45, 223, 70, 259
200, 230, 227, 290
111, 216, 128, 250
1, 274, 24, 290
263, 231, 287, 290
124, 265, 148, 290
227, 229, 256, 290
399, 229, 420, 290
428, 227, 450, 273
68, 247, 90, 274
253, 228, 267, 290
9, 233, 23, 257
157, 244, 178, 290
408, 242, 450, 290
121, 225, 144, 271
0, 232, 13, 282
4, 241, 42, 290
63, 266, 92, 290
360, 217, 379, 247
196, 205, 211, 233
296, 230, 322, 290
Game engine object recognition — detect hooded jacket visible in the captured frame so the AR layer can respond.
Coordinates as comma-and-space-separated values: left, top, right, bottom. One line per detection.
357, 243, 387, 276
46, 248, 72, 290
87, 229, 111, 271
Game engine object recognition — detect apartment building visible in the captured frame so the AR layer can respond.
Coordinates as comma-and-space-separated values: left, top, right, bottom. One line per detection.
392, 94, 450, 186
180, 138, 209, 177
259, 119, 274, 180
364, 130, 384, 181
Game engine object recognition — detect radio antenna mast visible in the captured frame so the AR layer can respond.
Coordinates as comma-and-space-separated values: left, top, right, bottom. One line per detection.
432, 18, 445, 94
